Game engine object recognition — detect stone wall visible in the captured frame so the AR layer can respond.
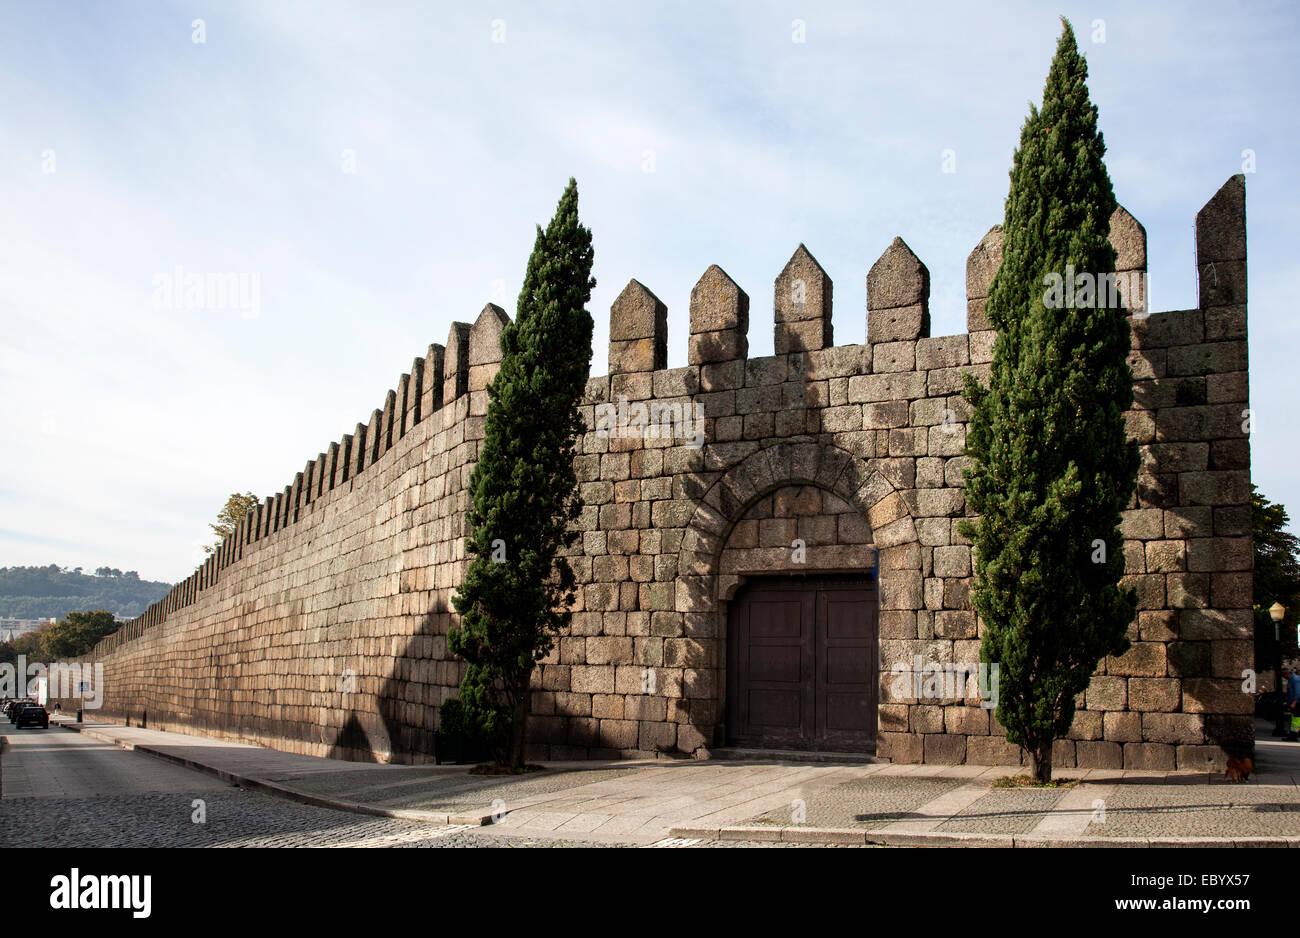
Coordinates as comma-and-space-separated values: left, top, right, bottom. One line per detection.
57, 176, 1252, 770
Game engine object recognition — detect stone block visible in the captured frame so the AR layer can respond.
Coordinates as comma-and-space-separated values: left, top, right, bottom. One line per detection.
1142, 712, 1204, 745
872, 340, 916, 373
1181, 678, 1253, 714
1103, 711, 1142, 742
1128, 677, 1180, 712
1085, 676, 1127, 711
915, 335, 970, 370
966, 735, 1022, 765
878, 732, 923, 764
1123, 742, 1175, 771
1074, 741, 1123, 769
923, 733, 966, 764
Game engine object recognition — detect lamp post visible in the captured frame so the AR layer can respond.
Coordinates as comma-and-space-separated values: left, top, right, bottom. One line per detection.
1271, 602, 1289, 737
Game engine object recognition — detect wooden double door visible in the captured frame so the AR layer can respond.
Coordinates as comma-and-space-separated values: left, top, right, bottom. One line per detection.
726, 576, 878, 752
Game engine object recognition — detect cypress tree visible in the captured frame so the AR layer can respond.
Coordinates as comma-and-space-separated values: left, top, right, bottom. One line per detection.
443, 179, 595, 768
960, 20, 1140, 783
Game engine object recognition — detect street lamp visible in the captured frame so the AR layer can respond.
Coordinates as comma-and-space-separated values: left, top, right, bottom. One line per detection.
1271, 603, 1289, 737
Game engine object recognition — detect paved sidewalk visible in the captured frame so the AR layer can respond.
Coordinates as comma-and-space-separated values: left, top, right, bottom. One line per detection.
41, 715, 1300, 846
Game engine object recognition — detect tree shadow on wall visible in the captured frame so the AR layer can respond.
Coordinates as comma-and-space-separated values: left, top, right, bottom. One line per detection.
1129, 319, 1254, 763
327, 593, 458, 765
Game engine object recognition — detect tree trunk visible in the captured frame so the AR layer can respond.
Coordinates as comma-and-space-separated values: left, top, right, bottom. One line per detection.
1030, 742, 1053, 784
506, 694, 530, 769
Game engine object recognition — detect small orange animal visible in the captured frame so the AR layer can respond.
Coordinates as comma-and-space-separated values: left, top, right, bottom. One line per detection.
1224, 756, 1253, 782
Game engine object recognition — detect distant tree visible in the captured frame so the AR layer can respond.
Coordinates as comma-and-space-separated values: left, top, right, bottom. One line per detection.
0, 626, 49, 667
960, 20, 1139, 783
443, 179, 596, 768
39, 610, 118, 659
95, 567, 111, 577
207, 492, 261, 554
1253, 486, 1300, 669
0, 566, 171, 621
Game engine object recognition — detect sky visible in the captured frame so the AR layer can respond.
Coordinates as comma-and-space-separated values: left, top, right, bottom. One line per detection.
0, 0, 1296, 584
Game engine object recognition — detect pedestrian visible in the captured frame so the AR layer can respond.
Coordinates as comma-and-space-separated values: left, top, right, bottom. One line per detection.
1285, 667, 1300, 741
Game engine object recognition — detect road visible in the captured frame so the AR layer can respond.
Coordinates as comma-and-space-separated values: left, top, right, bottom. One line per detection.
0, 723, 815, 848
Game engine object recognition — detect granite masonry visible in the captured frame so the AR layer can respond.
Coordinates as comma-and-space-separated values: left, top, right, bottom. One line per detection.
56, 176, 1253, 771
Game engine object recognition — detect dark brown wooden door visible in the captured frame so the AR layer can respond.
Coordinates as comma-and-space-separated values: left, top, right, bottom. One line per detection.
726, 577, 877, 752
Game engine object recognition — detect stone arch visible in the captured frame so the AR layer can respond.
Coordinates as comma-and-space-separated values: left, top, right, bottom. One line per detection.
675, 440, 918, 614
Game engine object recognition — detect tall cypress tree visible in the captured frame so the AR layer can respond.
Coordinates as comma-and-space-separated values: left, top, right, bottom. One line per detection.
961, 20, 1139, 783
443, 179, 595, 768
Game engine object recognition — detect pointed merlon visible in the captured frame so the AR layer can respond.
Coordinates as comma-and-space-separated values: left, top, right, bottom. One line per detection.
965, 226, 1003, 331
396, 372, 411, 438
353, 421, 369, 476
366, 408, 382, 467
1109, 205, 1146, 274
774, 244, 832, 354
470, 303, 510, 365
422, 344, 445, 416
867, 236, 929, 343
443, 322, 471, 404
1196, 175, 1246, 309
609, 279, 668, 374
470, 303, 511, 391
689, 265, 749, 365
1108, 205, 1146, 313
407, 357, 424, 426
378, 390, 397, 458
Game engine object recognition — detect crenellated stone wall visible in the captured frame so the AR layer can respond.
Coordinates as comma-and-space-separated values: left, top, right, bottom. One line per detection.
57, 176, 1252, 770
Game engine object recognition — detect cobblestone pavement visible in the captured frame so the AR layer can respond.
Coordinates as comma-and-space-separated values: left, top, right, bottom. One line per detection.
748, 776, 964, 829
1082, 784, 1300, 839
0, 790, 867, 848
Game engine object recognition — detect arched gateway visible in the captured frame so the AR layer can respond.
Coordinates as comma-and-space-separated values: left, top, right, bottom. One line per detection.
676, 442, 918, 754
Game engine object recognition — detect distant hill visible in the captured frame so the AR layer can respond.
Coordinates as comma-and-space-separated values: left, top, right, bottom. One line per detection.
0, 565, 172, 620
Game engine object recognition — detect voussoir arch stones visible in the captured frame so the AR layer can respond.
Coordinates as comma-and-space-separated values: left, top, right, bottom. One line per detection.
675, 442, 919, 605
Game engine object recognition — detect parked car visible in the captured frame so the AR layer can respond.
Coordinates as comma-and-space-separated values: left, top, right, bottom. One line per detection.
12, 703, 49, 729
5, 698, 34, 721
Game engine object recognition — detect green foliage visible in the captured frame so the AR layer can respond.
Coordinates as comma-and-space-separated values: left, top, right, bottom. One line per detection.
0, 626, 49, 667
443, 179, 595, 767
959, 19, 1139, 782
208, 492, 260, 554
1252, 486, 1300, 667
0, 565, 170, 620
39, 610, 119, 659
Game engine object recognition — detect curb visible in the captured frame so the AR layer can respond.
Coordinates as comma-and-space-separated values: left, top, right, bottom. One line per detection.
53, 720, 495, 827
668, 824, 1300, 848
